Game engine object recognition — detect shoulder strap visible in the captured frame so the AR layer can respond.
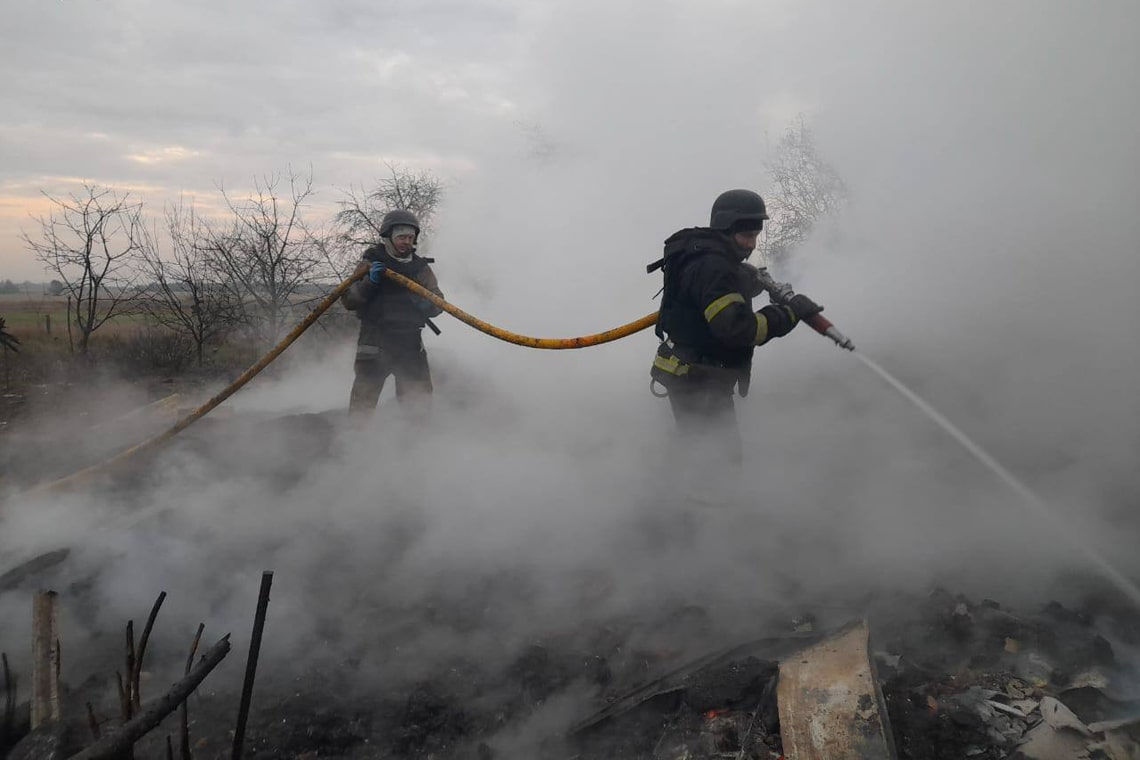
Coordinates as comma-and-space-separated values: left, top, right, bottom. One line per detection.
648, 227, 705, 273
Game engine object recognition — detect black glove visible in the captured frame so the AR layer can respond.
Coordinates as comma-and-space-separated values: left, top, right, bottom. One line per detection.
739, 263, 765, 298
787, 293, 823, 321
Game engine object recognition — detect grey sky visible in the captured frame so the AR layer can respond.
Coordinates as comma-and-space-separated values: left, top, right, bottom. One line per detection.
0, 0, 817, 279
1, 0, 527, 279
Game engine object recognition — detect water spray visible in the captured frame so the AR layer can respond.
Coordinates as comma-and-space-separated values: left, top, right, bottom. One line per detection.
753, 268, 1140, 610
853, 351, 1140, 610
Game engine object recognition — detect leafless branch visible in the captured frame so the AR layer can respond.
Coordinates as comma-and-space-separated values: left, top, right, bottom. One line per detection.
137, 199, 241, 366
199, 168, 328, 346
759, 115, 848, 265
21, 183, 147, 354
332, 161, 446, 275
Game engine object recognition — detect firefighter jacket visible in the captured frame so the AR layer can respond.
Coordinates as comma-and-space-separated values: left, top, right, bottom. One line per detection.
649, 227, 799, 391
341, 243, 444, 351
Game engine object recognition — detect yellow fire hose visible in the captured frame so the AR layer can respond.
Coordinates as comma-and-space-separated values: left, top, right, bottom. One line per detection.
390, 270, 659, 349
11, 270, 658, 499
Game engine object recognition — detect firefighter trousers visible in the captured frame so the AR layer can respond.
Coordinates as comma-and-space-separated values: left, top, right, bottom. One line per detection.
666, 377, 743, 469
349, 332, 433, 413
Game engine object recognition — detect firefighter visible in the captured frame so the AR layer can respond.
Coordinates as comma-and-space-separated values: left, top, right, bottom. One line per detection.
341, 209, 444, 416
647, 189, 823, 466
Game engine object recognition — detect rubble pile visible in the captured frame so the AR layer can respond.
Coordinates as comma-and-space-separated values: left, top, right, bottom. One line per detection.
877, 590, 1140, 759
5, 581, 1139, 759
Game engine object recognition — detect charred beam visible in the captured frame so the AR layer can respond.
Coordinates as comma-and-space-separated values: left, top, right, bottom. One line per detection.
69, 634, 231, 760
0, 549, 70, 594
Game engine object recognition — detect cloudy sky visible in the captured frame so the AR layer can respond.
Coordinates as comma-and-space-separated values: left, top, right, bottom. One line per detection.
3, 0, 830, 282
5, 0, 1137, 281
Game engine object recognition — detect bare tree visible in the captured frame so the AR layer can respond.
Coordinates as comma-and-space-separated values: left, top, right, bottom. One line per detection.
138, 200, 242, 366
199, 169, 326, 347
759, 115, 848, 265
332, 162, 445, 275
22, 184, 146, 355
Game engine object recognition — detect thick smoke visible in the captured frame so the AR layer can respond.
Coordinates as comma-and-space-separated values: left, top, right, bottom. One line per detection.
3, 0, 1140, 751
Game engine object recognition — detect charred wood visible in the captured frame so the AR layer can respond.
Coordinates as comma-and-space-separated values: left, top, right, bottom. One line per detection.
68, 634, 231, 760
31, 590, 60, 728
132, 591, 167, 712
232, 570, 273, 760
181, 623, 204, 760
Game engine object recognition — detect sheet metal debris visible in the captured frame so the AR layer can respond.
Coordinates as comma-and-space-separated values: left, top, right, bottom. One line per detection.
777, 619, 897, 760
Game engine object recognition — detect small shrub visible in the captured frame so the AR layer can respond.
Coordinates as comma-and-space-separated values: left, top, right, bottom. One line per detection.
100, 328, 195, 375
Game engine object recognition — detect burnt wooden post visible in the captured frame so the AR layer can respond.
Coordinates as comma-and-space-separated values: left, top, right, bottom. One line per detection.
232, 571, 273, 760
31, 590, 60, 728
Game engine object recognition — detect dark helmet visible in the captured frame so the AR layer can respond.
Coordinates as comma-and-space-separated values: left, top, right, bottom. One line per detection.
709, 189, 769, 232
379, 209, 421, 238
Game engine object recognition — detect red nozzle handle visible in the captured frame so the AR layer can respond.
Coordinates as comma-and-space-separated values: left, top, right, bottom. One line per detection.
805, 312, 855, 351
805, 313, 834, 335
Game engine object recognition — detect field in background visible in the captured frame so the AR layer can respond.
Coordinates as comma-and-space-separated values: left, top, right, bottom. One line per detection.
0, 291, 354, 435
2, 292, 67, 330
0, 292, 151, 339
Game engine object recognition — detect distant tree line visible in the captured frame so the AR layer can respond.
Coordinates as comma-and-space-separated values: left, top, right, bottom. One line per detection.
20, 163, 445, 364
16, 116, 845, 369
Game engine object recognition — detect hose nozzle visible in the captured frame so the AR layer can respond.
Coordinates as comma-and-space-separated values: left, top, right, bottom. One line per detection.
753, 266, 855, 351
810, 316, 856, 351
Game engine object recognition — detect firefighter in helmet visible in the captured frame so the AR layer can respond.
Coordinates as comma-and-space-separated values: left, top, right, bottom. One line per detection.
647, 189, 823, 465
341, 209, 444, 415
